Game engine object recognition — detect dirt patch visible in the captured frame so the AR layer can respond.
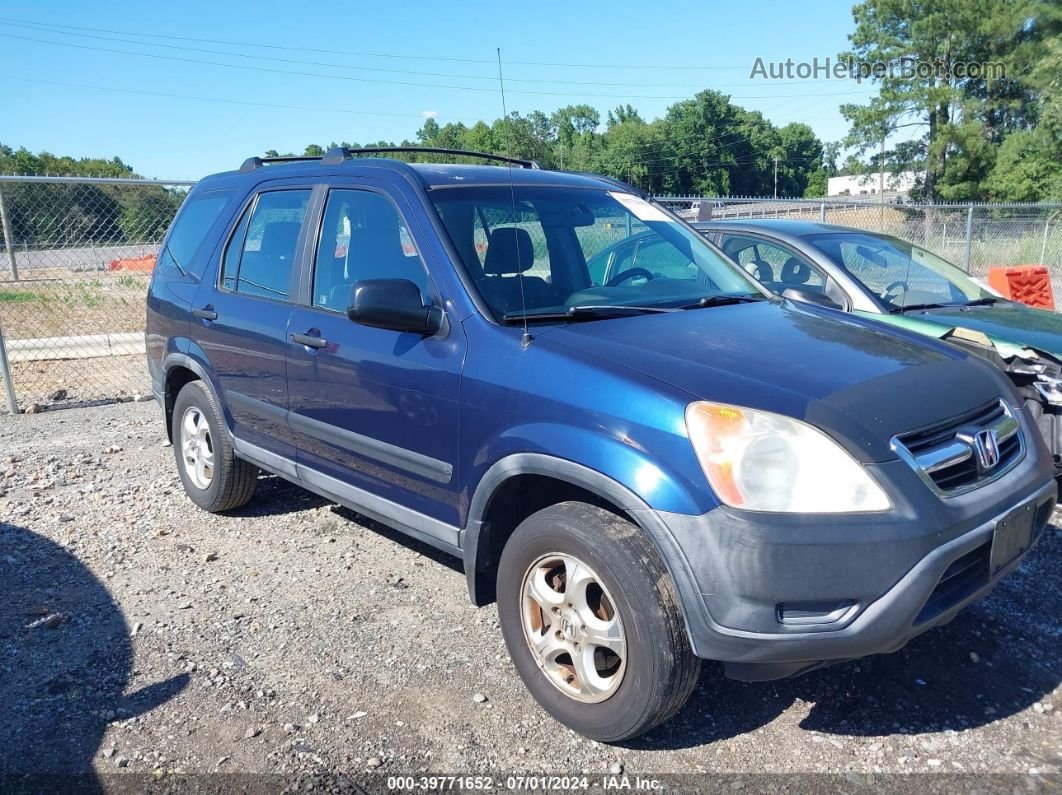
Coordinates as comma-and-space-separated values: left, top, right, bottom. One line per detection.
2, 354, 150, 414
0, 272, 150, 339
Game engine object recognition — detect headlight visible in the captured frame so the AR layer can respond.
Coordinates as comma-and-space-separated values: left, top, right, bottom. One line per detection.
685, 402, 891, 513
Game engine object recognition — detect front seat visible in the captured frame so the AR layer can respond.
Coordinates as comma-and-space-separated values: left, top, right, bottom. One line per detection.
328, 199, 426, 308
780, 256, 812, 286
746, 258, 774, 282
481, 227, 552, 312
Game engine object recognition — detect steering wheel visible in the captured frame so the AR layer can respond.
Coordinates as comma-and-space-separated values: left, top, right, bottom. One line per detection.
881, 279, 909, 303
606, 267, 654, 287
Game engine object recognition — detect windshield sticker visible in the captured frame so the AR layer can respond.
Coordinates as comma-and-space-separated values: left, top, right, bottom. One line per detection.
608, 192, 672, 223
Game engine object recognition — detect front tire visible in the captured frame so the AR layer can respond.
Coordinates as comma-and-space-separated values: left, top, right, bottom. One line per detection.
171, 380, 258, 512
497, 501, 700, 742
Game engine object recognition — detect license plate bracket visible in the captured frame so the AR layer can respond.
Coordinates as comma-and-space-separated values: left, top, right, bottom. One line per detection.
990, 501, 1036, 575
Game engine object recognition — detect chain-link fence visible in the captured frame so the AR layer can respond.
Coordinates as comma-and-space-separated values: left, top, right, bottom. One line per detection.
661, 196, 1062, 284
2, 176, 1062, 415
0, 175, 194, 414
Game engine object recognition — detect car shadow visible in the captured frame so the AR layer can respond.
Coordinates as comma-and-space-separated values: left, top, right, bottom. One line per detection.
331, 505, 464, 574
629, 529, 1061, 751
225, 473, 330, 518
0, 522, 188, 790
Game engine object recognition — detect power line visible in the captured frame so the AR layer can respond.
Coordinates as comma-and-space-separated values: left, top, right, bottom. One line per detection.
0, 15, 753, 71
0, 73, 438, 119
0, 31, 873, 101
0, 19, 832, 90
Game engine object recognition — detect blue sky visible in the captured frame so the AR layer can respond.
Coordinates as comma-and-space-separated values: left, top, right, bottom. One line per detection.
0, 0, 877, 180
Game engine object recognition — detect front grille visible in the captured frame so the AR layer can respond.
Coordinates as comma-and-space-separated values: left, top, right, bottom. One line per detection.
914, 540, 991, 625
891, 400, 1024, 496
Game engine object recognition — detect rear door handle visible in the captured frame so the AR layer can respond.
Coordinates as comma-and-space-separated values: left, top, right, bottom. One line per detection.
192, 306, 217, 321
291, 331, 327, 349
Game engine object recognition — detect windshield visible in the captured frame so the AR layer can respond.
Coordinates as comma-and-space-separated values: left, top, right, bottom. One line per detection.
430, 186, 762, 320
806, 232, 994, 312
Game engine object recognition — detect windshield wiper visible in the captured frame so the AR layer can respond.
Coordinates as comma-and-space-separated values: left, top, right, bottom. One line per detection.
890, 301, 959, 314
503, 305, 676, 323
963, 297, 1000, 307
681, 294, 766, 310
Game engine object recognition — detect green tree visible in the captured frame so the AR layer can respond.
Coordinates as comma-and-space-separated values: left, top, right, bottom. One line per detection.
280, 92, 826, 197
840, 0, 1057, 201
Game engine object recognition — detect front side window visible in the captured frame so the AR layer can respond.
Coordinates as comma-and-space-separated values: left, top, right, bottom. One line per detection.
720, 234, 827, 291
222, 189, 311, 301
430, 186, 760, 319
313, 190, 430, 312
808, 232, 990, 311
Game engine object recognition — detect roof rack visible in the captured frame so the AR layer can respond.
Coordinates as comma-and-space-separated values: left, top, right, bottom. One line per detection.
320, 146, 540, 169
239, 154, 324, 173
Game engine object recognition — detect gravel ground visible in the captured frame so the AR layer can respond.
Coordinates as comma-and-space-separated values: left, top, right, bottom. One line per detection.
1, 402, 1059, 790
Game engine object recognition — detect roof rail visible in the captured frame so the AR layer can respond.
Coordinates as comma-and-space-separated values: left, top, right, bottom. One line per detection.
320, 146, 540, 169
239, 154, 324, 173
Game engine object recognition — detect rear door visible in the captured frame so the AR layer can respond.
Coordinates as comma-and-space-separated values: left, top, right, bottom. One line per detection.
285, 175, 465, 528
192, 184, 312, 460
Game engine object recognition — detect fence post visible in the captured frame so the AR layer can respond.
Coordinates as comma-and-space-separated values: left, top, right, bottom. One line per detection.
0, 319, 17, 414
963, 205, 974, 273
0, 186, 19, 281
1041, 211, 1058, 267
819, 201, 826, 222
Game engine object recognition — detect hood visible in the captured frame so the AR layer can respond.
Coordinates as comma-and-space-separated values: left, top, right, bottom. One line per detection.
905, 302, 1062, 359
543, 301, 1011, 462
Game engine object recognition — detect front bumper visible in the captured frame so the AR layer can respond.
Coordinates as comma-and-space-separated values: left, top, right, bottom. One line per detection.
649, 419, 1057, 681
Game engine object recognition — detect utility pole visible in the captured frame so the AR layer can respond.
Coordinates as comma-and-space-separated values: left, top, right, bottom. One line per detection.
879, 129, 886, 229
773, 156, 779, 199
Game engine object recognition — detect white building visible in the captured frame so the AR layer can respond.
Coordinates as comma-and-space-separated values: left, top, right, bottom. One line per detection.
827, 171, 920, 198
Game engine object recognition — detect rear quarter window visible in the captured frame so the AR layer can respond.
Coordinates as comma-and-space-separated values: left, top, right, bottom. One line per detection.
157, 190, 234, 278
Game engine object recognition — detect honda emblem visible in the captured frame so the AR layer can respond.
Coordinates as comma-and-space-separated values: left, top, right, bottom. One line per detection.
973, 429, 1001, 471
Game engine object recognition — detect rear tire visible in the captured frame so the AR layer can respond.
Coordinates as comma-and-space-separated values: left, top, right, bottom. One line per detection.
172, 380, 258, 512
497, 501, 700, 742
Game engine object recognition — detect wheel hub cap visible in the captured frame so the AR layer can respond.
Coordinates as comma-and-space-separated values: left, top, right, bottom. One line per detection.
519, 552, 627, 704
180, 407, 215, 490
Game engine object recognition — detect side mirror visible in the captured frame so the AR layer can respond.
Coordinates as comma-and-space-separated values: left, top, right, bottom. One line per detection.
782, 286, 842, 310
347, 279, 443, 335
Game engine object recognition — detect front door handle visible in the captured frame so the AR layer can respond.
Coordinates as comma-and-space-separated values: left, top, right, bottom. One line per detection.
192, 306, 218, 321
291, 331, 327, 349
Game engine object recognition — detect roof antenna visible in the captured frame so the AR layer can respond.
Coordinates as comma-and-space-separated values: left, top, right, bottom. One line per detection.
497, 47, 532, 348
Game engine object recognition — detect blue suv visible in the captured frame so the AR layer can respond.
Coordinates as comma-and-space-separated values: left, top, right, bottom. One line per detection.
147, 147, 1056, 741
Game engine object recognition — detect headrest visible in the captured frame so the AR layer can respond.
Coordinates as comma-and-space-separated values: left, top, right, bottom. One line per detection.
747, 259, 774, 282
483, 227, 534, 275
260, 222, 301, 259
781, 256, 811, 284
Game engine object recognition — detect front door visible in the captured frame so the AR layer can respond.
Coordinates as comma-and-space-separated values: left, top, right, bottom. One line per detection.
286, 182, 465, 526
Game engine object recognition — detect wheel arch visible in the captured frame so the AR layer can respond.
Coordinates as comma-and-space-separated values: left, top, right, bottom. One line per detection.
161, 352, 223, 441
462, 453, 701, 647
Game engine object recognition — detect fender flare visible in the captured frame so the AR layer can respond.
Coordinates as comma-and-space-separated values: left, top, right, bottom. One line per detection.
462, 453, 703, 648
161, 352, 225, 437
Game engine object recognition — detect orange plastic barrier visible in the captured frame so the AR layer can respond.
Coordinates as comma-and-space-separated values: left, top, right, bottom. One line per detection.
987, 265, 1054, 310
108, 254, 157, 272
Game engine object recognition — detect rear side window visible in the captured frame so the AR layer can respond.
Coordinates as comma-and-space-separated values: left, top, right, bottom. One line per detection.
158, 190, 232, 277
221, 189, 311, 301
